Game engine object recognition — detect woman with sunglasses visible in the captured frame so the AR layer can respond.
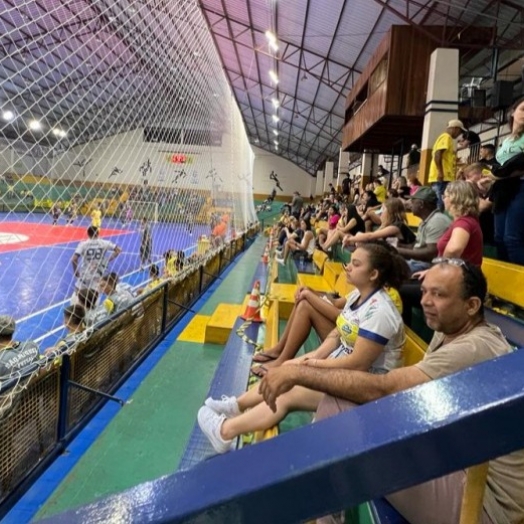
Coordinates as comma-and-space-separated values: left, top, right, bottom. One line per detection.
198, 241, 410, 454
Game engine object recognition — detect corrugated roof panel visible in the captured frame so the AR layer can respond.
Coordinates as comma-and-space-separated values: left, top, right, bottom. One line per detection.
329, 0, 383, 65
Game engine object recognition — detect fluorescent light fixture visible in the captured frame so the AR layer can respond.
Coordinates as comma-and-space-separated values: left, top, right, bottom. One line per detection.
272, 114, 279, 122
269, 41, 279, 53
52, 128, 67, 137
29, 120, 42, 131
269, 70, 279, 84
273, 130, 279, 136
59, 130, 67, 138
52, 128, 61, 136
2, 110, 14, 121
265, 30, 276, 43
273, 140, 279, 146
272, 98, 280, 108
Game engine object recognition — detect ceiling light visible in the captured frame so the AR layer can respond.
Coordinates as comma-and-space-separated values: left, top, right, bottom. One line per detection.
272, 115, 279, 123
272, 98, 280, 108
265, 30, 276, 43
129, 6, 136, 13
269, 70, 279, 84
52, 128, 61, 136
273, 140, 279, 146
273, 130, 279, 136
59, 130, 67, 138
2, 110, 14, 121
29, 120, 42, 131
269, 41, 278, 53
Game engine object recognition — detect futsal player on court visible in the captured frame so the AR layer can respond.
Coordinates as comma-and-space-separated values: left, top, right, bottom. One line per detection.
91, 203, 102, 232
71, 226, 121, 304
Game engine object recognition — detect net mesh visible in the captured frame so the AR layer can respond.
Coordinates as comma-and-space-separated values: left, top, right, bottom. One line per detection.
0, 0, 257, 347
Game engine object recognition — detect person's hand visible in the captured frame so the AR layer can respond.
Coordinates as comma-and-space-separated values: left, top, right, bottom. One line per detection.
294, 285, 310, 302
259, 366, 299, 412
342, 234, 353, 247
412, 269, 429, 281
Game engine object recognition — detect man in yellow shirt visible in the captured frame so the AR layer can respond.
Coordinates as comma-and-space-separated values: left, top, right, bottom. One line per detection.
428, 118, 466, 210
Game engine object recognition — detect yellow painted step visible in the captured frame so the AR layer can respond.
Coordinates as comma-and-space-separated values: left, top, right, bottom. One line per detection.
297, 274, 331, 293
204, 296, 252, 344
269, 283, 297, 320
178, 315, 210, 343
205, 303, 244, 344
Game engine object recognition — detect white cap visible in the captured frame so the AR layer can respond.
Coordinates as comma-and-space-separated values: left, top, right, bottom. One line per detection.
447, 119, 467, 131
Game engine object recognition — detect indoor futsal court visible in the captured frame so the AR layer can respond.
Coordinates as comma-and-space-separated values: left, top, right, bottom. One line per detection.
0, 212, 210, 350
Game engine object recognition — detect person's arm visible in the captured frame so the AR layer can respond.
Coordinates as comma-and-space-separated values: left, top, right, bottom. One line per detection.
108, 245, 122, 262
298, 231, 313, 250
339, 217, 357, 233
305, 335, 385, 370
297, 288, 345, 322
71, 253, 80, 277
397, 243, 438, 262
442, 227, 470, 258
433, 150, 445, 181
349, 225, 400, 243
259, 364, 430, 412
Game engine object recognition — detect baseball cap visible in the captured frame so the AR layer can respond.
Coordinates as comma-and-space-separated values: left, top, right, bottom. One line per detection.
0, 315, 15, 336
447, 119, 467, 131
410, 186, 438, 204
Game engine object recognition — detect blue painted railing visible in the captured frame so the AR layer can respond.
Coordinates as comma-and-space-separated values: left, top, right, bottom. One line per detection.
39, 348, 524, 524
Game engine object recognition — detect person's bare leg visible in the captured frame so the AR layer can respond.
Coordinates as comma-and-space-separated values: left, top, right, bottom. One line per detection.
255, 300, 337, 371
322, 230, 342, 250
221, 386, 324, 440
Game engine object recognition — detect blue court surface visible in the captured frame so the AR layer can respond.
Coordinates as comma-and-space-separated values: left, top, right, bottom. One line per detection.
0, 212, 211, 351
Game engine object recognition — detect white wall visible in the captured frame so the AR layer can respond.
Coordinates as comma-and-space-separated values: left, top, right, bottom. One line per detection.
51, 129, 241, 191
252, 146, 314, 198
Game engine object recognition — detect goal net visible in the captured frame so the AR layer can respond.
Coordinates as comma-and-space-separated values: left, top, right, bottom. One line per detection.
126, 201, 159, 223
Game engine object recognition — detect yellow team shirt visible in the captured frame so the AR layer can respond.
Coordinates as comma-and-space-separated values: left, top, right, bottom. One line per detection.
374, 185, 387, 203
428, 132, 456, 183
91, 209, 102, 228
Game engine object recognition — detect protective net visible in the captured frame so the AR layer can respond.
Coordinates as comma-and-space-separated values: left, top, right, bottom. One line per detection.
0, 0, 257, 350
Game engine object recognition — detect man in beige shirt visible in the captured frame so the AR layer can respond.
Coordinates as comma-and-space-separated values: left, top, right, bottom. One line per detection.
260, 261, 524, 524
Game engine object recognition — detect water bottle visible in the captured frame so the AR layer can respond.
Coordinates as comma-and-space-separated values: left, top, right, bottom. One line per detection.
298, 254, 305, 272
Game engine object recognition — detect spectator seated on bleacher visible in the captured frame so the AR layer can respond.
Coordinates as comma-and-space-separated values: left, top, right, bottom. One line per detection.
198, 242, 410, 454
137, 264, 163, 295
97, 273, 135, 318
343, 198, 416, 249
77, 288, 102, 327
251, 284, 347, 375
356, 190, 381, 230
396, 186, 451, 273
275, 216, 301, 250
463, 163, 495, 245
277, 261, 524, 524
318, 203, 364, 253
316, 205, 340, 246
44, 305, 88, 360
276, 218, 315, 266
0, 315, 40, 379
400, 181, 483, 325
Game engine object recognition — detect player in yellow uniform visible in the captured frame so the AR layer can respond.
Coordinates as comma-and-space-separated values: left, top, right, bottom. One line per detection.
91, 204, 102, 231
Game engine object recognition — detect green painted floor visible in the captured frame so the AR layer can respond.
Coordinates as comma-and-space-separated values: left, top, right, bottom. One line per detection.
35, 237, 265, 521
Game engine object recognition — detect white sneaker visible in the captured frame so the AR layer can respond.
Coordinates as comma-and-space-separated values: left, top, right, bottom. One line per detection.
205, 395, 240, 417
197, 406, 233, 454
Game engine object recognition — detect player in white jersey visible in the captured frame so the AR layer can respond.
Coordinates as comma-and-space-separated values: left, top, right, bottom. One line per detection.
71, 226, 121, 300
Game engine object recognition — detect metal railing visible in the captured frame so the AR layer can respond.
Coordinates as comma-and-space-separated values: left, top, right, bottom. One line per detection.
0, 227, 258, 518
